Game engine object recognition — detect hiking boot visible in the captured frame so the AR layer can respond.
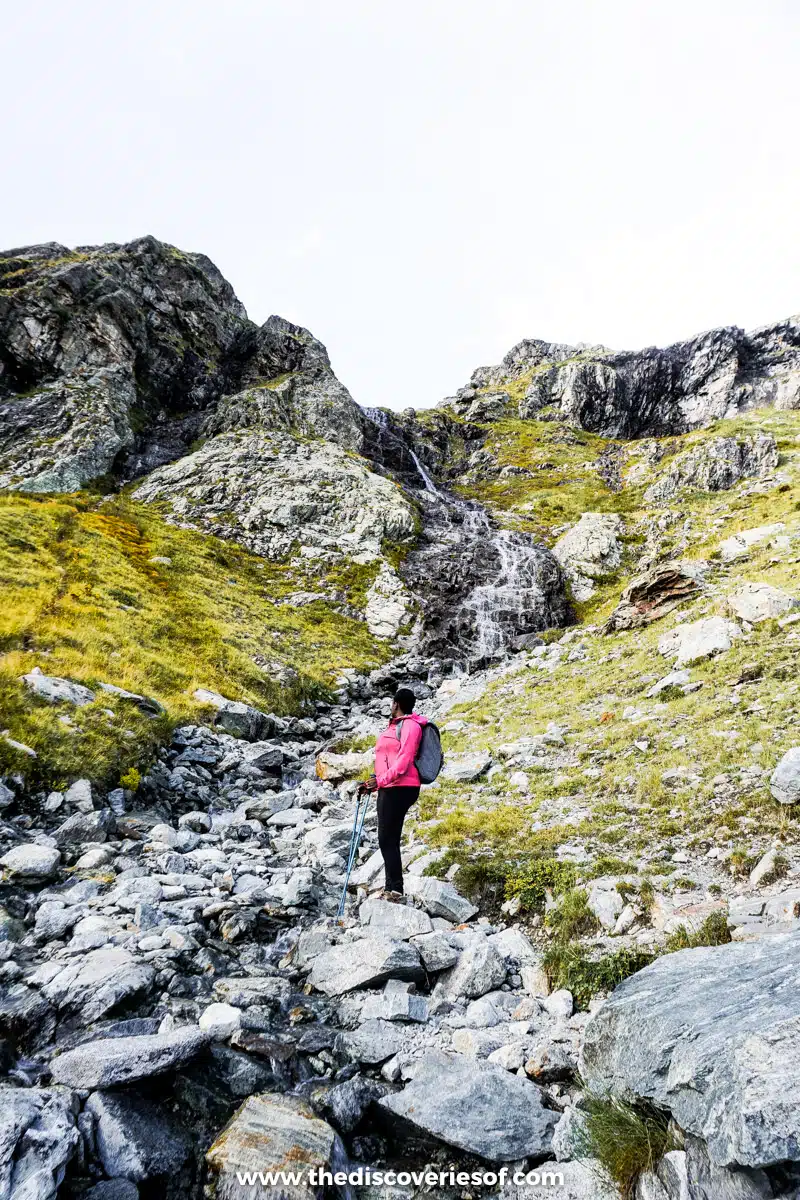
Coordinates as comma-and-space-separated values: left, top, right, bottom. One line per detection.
382, 890, 405, 904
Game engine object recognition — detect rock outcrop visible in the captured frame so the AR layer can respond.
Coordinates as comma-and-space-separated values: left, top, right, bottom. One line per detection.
443, 318, 800, 436
581, 931, 800, 1170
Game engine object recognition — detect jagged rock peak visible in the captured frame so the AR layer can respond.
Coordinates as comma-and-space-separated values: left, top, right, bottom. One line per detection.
0, 236, 364, 490
443, 315, 800, 437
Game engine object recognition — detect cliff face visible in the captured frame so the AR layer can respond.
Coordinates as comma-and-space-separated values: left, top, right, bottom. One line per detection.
443, 318, 800, 436
0, 237, 366, 490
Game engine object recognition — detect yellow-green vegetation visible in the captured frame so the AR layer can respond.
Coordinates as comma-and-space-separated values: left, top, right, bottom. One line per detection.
411, 407, 800, 994
0, 490, 390, 787
575, 1091, 675, 1198
542, 944, 657, 1010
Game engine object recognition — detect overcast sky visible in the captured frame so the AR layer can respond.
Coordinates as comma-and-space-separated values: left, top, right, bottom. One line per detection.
5, 1, 799, 409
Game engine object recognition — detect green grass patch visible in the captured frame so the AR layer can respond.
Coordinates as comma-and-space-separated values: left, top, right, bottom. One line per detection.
574, 1091, 675, 1199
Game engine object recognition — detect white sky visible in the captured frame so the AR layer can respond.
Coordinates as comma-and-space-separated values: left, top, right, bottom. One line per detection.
4, 1, 799, 409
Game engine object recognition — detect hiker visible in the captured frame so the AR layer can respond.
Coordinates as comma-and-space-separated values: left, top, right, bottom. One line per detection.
359, 687, 428, 899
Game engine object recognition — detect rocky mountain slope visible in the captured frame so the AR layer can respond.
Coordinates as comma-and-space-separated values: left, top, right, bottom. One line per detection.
3, 238, 800, 1200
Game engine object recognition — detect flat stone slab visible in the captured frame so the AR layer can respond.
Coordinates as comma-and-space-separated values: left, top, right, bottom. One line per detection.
379, 1051, 557, 1161
359, 897, 433, 939
41, 948, 155, 1022
308, 933, 424, 996
207, 1094, 337, 1200
581, 929, 800, 1169
50, 1027, 207, 1088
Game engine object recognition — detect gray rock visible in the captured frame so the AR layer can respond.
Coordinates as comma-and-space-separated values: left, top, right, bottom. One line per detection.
314, 1074, 390, 1134
442, 751, 493, 782
206, 1093, 338, 1200
587, 881, 624, 931
644, 434, 778, 505
213, 976, 291, 1007
728, 582, 799, 624
0, 1087, 80, 1200
34, 901, 82, 941
553, 513, 623, 601
64, 778, 93, 811
21, 668, 96, 706
335, 1019, 408, 1064
96, 681, 164, 715
379, 1051, 557, 1161
85, 1181, 140, 1200
0, 782, 14, 809
192, 690, 276, 741
646, 669, 692, 698
308, 934, 424, 996
410, 931, 459, 972
581, 929, 800, 1169
404, 876, 478, 923
54, 808, 114, 845
501, 1159, 616, 1199
42, 948, 154, 1022
719, 522, 787, 562
359, 897, 433, 939
360, 980, 429, 1024
683, 1134, 773, 1199
50, 1027, 207, 1088
435, 940, 507, 1000
0, 843, 60, 880
86, 1091, 192, 1183
135, 428, 416, 564
658, 616, 742, 667
771, 748, 800, 806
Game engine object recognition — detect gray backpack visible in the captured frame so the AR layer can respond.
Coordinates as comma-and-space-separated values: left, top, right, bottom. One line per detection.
396, 719, 444, 784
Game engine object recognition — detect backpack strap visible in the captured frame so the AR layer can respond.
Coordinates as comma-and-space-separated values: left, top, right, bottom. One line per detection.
395, 718, 404, 742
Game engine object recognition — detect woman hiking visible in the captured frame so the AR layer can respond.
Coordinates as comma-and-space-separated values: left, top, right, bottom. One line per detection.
359, 687, 427, 900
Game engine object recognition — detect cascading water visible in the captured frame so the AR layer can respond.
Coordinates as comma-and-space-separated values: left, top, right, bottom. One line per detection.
360, 406, 570, 662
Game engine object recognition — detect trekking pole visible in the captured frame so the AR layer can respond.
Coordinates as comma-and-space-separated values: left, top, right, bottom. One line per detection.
338, 787, 371, 919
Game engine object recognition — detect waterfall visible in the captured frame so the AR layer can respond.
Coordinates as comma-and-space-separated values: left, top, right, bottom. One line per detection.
408, 449, 443, 498
360, 403, 568, 662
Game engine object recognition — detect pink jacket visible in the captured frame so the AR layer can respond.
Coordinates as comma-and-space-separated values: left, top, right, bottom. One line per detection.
374, 713, 428, 788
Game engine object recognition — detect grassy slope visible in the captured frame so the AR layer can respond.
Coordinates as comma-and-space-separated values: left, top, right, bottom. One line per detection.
0, 491, 390, 788
412, 408, 800, 921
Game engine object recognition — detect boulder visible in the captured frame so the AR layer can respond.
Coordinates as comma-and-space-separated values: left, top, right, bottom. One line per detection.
192, 689, 275, 741
85, 1181, 140, 1200
86, 1091, 193, 1183
587, 881, 625, 931
21, 668, 95, 706
442, 751, 492, 782
0, 1088, 79, 1200
658, 616, 742, 667
0, 843, 60, 880
359, 897, 433, 939
771, 748, 800, 806
335, 1019, 408, 1064
314, 748, 372, 783
206, 1094, 339, 1200
96, 681, 164, 715
553, 513, 623, 601
199, 1003, 242, 1039
54, 808, 115, 846
581, 929, 800, 1168
42, 948, 155, 1022
360, 980, 429, 1024
50, 1027, 207, 1088
313, 1074, 390, 1134
435, 940, 507, 1000
501, 1159, 617, 1199
379, 1051, 557, 1161
644, 434, 778, 505
365, 562, 412, 638
410, 931, 459, 972
308, 933, 424, 996
404, 876, 478, 923
604, 561, 703, 632
728, 582, 798, 624
719, 522, 787, 562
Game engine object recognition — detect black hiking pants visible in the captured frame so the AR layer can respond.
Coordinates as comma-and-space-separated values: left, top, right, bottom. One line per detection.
376, 786, 420, 893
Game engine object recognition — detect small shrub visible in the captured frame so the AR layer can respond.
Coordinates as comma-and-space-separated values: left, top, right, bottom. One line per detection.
665, 910, 731, 952
506, 858, 577, 913
119, 766, 141, 792
542, 944, 655, 1009
546, 887, 599, 941
574, 1091, 674, 1198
